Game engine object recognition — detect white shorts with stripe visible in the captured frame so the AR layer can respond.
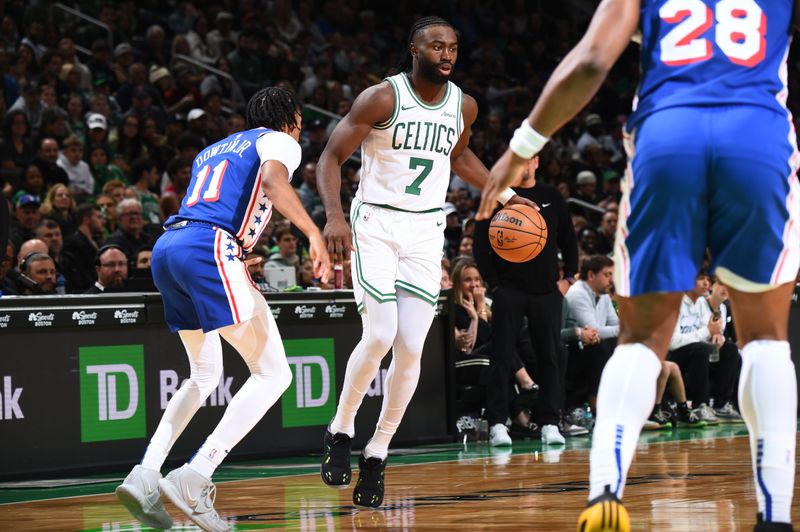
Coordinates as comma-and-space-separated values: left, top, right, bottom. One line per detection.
349, 199, 444, 310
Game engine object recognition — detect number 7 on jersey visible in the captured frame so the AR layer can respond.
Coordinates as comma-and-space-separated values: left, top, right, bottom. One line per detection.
405, 157, 433, 196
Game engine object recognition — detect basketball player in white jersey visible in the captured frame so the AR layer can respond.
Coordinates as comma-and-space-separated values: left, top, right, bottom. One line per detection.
317, 16, 533, 507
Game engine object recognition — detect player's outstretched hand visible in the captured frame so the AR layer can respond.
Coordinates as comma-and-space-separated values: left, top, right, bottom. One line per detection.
323, 215, 354, 263
476, 149, 530, 220
308, 231, 332, 284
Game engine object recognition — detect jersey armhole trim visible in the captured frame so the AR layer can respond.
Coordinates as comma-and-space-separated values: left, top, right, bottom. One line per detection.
374, 77, 400, 130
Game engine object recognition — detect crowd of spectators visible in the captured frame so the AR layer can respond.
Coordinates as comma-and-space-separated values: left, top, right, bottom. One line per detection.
1, 1, 794, 443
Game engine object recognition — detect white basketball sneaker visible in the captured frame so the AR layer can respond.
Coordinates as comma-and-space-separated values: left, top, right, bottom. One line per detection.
159, 464, 230, 532
489, 423, 512, 447
541, 424, 566, 445
115, 465, 173, 530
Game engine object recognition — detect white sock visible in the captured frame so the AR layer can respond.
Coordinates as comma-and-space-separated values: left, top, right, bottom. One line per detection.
331, 297, 398, 437
589, 343, 661, 500
738, 340, 796, 524
364, 293, 434, 460
141, 330, 223, 471
189, 436, 229, 479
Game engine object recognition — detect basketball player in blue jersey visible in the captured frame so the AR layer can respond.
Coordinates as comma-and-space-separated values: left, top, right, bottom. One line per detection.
115, 87, 330, 532
316, 16, 534, 507
479, 1, 799, 531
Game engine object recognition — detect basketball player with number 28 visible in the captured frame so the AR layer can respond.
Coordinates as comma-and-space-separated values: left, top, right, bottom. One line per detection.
317, 16, 534, 507
479, 1, 799, 531
115, 87, 330, 532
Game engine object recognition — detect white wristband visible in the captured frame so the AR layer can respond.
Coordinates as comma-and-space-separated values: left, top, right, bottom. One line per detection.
509, 119, 549, 159
497, 188, 515, 205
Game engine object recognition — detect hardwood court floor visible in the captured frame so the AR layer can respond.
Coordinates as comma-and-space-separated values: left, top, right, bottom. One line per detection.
1, 424, 798, 531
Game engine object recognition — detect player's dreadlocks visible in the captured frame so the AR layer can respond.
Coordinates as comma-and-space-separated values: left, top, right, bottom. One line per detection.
401, 16, 455, 72
245, 87, 301, 132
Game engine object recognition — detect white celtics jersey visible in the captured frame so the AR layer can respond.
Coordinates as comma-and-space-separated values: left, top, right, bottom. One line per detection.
356, 73, 464, 212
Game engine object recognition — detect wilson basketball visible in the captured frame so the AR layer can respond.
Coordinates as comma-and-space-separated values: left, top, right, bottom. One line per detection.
488, 204, 548, 263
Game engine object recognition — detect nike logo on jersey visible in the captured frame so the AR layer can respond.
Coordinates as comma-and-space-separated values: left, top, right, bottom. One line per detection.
401, 104, 417, 111
436, 220, 444, 227
541, 203, 551, 208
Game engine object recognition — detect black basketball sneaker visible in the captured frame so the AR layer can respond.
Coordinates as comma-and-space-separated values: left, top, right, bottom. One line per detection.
753, 513, 794, 532
321, 428, 352, 487
353, 454, 387, 508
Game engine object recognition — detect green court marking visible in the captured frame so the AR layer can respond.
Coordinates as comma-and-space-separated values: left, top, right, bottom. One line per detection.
0, 423, 758, 505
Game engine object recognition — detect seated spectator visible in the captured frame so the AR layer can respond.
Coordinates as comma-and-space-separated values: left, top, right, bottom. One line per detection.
15, 251, 57, 295
644, 360, 705, 430
83, 112, 114, 165
90, 145, 127, 193
297, 160, 323, 219
128, 158, 162, 225
595, 210, 617, 255
9, 194, 41, 249
162, 156, 192, 202
34, 106, 69, 149
40, 183, 76, 237
451, 259, 539, 445
0, 241, 17, 295
95, 193, 118, 238
703, 277, 743, 422
565, 254, 618, 408
111, 115, 147, 176
34, 219, 66, 293
667, 270, 729, 425
103, 198, 155, 260
457, 234, 474, 259
85, 245, 129, 293
265, 225, 301, 275
0, 109, 34, 170
32, 137, 68, 189
103, 179, 128, 205
61, 204, 105, 293
57, 135, 94, 197
11, 164, 45, 204
134, 247, 153, 270
441, 257, 453, 290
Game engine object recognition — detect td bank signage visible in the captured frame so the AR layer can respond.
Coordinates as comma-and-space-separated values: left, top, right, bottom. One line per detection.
281, 338, 336, 428
79, 345, 146, 442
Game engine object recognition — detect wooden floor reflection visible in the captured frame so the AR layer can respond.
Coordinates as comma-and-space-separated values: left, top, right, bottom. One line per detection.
2, 432, 799, 531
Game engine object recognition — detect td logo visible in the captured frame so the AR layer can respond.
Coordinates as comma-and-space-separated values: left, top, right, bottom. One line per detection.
281, 339, 336, 428
79, 345, 146, 442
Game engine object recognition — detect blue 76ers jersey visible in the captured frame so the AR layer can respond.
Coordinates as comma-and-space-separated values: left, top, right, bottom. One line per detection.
166, 128, 283, 251
628, 0, 794, 129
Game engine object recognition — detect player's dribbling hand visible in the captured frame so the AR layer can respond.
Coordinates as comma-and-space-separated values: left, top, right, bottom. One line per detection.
323, 216, 354, 263
476, 149, 529, 220
308, 231, 332, 283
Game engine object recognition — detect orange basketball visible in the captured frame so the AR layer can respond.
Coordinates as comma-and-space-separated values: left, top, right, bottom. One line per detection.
488, 204, 548, 263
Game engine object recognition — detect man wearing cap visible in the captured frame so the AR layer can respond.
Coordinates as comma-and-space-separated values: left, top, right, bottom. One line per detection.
9, 194, 42, 249
576, 113, 622, 163
186, 108, 208, 144
84, 113, 114, 165
575, 170, 599, 205
32, 137, 69, 189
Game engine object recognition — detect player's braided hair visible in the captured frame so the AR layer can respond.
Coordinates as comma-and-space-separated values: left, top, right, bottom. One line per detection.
245, 87, 301, 131
400, 16, 455, 72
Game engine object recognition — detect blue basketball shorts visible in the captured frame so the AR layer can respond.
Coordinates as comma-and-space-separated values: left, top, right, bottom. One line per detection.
151, 223, 264, 332
615, 105, 800, 297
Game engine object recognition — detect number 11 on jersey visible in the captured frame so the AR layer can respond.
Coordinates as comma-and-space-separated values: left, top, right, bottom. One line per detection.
186, 160, 229, 207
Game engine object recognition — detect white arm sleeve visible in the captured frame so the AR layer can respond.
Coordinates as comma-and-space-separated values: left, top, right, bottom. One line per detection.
255, 131, 302, 179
